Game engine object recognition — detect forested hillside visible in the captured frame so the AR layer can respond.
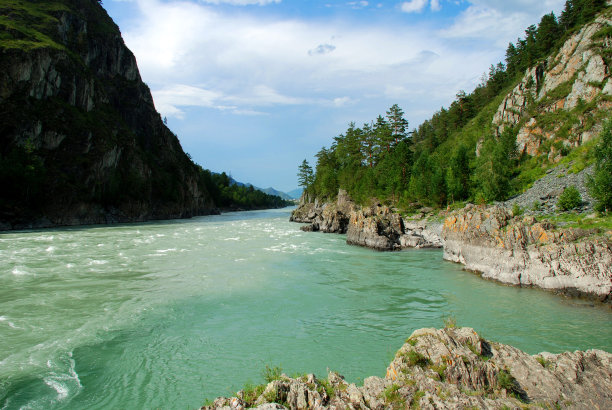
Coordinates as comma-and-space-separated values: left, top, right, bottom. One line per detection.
299, 0, 611, 210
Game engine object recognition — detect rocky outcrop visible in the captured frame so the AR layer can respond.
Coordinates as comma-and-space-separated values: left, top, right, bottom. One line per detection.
0, 0, 217, 229
202, 327, 612, 409
442, 204, 612, 302
492, 12, 611, 158
346, 205, 405, 250
289, 190, 356, 234
290, 192, 443, 250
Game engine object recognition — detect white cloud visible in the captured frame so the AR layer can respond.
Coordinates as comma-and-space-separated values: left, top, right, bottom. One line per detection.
333, 97, 353, 107
400, 0, 428, 13
430, 0, 440, 11
440, 0, 566, 46
123, 0, 508, 120
347, 1, 369, 8
197, 0, 281, 5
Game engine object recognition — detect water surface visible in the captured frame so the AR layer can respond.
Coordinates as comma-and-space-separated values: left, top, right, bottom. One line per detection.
1, 208, 610, 409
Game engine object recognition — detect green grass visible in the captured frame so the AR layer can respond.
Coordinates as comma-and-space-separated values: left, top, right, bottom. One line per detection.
410, 390, 425, 409
382, 383, 402, 406
241, 383, 266, 407
262, 365, 283, 383
0, 0, 69, 50
404, 350, 432, 368
545, 213, 612, 231
443, 316, 457, 329
535, 356, 551, 368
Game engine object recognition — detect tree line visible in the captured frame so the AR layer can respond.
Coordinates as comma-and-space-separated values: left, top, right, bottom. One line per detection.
297, 0, 610, 210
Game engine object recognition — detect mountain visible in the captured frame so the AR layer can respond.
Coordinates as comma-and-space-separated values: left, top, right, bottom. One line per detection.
258, 187, 293, 201
0, 0, 290, 230
0, 0, 219, 229
287, 188, 304, 200
226, 175, 295, 201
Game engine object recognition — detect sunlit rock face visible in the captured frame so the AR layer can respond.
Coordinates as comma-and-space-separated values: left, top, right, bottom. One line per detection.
492, 13, 611, 160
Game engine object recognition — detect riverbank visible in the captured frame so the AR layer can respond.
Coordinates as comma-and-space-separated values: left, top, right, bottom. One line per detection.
290, 193, 612, 303
202, 326, 612, 409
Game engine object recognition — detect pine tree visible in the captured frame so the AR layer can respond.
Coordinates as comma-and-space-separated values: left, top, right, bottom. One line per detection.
297, 159, 314, 188
386, 104, 409, 146
536, 13, 560, 58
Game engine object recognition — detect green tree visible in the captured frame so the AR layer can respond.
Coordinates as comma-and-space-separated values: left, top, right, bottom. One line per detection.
536, 12, 560, 58
587, 120, 612, 213
474, 128, 517, 202
557, 186, 582, 211
297, 159, 314, 188
386, 104, 409, 147
446, 144, 471, 202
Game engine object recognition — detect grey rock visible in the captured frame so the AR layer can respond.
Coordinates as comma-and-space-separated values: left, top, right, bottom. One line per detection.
442, 205, 611, 301
202, 327, 612, 410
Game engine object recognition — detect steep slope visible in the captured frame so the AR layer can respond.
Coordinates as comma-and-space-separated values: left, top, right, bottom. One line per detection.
0, 0, 215, 229
493, 11, 611, 160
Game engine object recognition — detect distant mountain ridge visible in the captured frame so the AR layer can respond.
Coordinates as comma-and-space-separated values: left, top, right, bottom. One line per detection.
227, 176, 299, 201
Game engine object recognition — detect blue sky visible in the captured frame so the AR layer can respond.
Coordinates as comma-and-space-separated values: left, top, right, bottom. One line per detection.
102, 0, 565, 192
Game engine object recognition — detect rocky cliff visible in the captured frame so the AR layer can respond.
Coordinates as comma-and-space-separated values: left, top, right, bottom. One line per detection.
492, 10, 611, 160
442, 204, 612, 302
0, 0, 216, 229
202, 326, 612, 409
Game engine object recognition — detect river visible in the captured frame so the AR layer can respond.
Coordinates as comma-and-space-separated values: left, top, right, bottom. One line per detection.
0, 208, 610, 409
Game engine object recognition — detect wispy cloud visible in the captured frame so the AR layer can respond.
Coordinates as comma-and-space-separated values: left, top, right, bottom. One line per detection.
347, 1, 369, 9
308, 43, 336, 56
197, 0, 281, 5
400, 0, 428, 13
440, 0, 565, 47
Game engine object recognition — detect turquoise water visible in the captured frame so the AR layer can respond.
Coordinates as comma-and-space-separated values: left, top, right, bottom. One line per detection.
0, 208, 610, 409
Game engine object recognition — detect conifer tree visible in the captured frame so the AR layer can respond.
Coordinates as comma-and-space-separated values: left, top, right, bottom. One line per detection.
297, 159, 314, 188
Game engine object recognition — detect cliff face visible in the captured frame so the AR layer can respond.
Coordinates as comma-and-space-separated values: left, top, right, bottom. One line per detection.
492, 11, 611, 160
202, 327, 612, 410
0, 0, 215, 229
442, 205, 612, 302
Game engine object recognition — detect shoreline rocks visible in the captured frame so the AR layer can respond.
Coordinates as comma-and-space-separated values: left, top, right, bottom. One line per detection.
290, 192, 443, 251
202, 327, 612, 410
442, 204, 611, 303
291, 193, 611, 302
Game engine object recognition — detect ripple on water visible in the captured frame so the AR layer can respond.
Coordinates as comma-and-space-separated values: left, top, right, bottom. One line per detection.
11, 266, 31, 276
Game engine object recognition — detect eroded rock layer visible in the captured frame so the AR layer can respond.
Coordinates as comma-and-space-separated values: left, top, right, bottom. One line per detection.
442, 205, 612, 302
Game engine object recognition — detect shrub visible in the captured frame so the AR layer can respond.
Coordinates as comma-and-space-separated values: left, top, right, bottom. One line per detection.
443, 316, 457, 329
512, 203, 523, 217
406, 350, 431, 368
557, 186, 582, 211
262, 365, 283, 383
